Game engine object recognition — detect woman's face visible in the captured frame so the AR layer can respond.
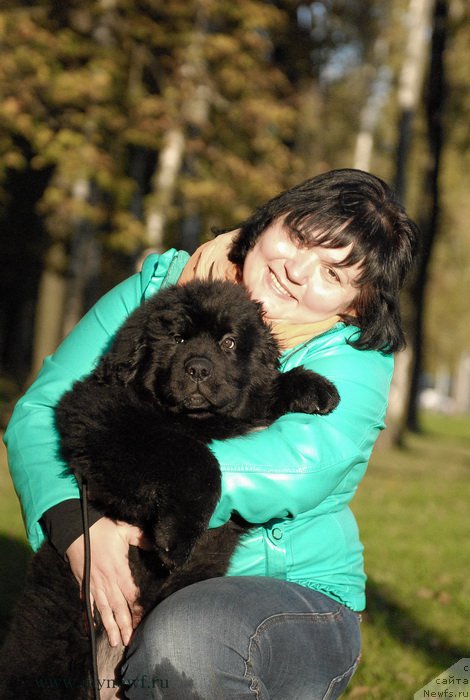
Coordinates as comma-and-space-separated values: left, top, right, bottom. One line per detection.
242, 219, 362, 324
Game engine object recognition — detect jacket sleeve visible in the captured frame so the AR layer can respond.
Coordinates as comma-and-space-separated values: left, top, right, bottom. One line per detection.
3, 251, 183, 551
208, 337, 394, 528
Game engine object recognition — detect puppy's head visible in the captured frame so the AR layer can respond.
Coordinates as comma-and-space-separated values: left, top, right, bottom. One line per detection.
100, 280, 280, 419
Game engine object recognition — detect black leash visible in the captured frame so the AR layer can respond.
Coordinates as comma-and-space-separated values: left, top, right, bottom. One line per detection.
80, 478, 101, 700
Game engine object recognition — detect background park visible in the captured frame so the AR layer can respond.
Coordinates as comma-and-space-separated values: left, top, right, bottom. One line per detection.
0, 1, 469, 698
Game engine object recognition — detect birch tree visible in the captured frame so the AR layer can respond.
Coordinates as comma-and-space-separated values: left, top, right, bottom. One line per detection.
394, 0, 436, 201
381, 0, 435, 445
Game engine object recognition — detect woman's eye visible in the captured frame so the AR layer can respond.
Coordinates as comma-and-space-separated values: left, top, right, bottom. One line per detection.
324, 267, 340, 283
173, 334, 185, 344
220, 337, 236, 350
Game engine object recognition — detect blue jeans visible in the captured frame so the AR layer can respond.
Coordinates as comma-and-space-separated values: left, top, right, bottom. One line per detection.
121, 577, 361, 699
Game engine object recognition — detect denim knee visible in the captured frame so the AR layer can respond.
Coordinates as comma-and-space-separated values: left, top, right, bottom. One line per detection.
121, 577, 361, 700
122, 579, 250, 699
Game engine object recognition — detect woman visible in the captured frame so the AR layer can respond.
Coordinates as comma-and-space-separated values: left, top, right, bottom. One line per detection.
4, 168, 419, 699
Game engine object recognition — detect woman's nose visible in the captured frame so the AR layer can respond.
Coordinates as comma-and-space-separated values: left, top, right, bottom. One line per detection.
284, 251, 316, 285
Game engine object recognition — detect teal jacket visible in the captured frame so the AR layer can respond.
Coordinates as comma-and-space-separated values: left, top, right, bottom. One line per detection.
4, 248, 393, 612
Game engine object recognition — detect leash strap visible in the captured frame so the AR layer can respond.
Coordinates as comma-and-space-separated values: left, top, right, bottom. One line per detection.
80, 478, 101, 700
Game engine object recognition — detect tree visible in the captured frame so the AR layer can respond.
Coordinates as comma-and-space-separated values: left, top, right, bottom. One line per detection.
362, 0, 436, 444
2, 1, 316, 375
0, 0, 418, 381
393, 0, 436, 202
405, 0, 448, 431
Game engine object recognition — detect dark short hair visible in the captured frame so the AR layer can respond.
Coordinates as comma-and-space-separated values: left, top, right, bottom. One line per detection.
220, 168, 419, 353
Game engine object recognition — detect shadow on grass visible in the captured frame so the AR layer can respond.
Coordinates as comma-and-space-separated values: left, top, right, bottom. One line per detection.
365, 577, 466, 668
0, 534, 31, 644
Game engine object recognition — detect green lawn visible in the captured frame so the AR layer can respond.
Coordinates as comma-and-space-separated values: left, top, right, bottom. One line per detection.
1, 413, 469, 698
343, 413, 470, 699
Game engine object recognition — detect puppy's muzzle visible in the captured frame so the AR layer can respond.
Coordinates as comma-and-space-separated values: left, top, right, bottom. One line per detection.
184, 356, 213, 383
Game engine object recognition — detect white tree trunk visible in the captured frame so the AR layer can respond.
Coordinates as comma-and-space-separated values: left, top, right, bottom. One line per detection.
398, 0, 435, 113
453, 352, 470, 413
394, 0, 435, 200
144, 127, 186, 252
30, 243, 68, 381
353, 39, 390, 171
143, 2, 210, 253
386, 0, 435, 442
377, 346, 413, 448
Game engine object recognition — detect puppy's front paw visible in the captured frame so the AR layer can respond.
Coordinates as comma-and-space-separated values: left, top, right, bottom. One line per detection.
304, 373, 340, 415
280, 368, 340, 416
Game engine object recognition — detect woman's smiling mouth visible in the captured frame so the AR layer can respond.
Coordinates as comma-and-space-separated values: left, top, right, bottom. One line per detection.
269, 269, 295, 300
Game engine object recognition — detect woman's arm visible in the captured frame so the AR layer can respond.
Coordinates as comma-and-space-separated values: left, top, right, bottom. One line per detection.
4, 249, 185, 550
208, 333, 393, 527
4, 274, 142, 548
4, 250, 185, 646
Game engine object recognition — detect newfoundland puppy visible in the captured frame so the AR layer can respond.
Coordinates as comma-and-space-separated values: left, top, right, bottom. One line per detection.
0, 280, 339, 700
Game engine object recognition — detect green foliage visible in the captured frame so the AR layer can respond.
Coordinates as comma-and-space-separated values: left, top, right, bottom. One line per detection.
2, 0, 468, 377
0, 0, 387, 255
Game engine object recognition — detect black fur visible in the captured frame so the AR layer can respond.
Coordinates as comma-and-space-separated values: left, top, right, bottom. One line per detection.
0, 280, 339, 699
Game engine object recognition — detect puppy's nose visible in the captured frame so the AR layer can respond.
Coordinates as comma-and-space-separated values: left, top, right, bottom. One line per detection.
184, 356, 213, 383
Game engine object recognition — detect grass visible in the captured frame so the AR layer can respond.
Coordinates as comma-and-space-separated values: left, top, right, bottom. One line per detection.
1, 412, 469, 698
343, 413, 470, 698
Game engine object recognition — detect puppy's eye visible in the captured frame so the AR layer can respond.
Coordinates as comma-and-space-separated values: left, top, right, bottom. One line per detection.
173, 334, 185, 344
220, 336, 236, 351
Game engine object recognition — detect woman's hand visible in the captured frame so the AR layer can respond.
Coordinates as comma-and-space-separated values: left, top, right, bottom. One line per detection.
66, 517, 149, 647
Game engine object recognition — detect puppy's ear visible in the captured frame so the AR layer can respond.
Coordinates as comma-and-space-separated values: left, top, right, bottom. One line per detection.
95, 305, 149, 386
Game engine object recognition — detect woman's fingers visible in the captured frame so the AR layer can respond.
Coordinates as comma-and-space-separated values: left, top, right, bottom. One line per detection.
66, 517, 146, 646
92, 591, 124, 648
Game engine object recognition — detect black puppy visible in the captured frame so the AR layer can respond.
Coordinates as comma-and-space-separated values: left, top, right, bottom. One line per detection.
0, 280, 339, 700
